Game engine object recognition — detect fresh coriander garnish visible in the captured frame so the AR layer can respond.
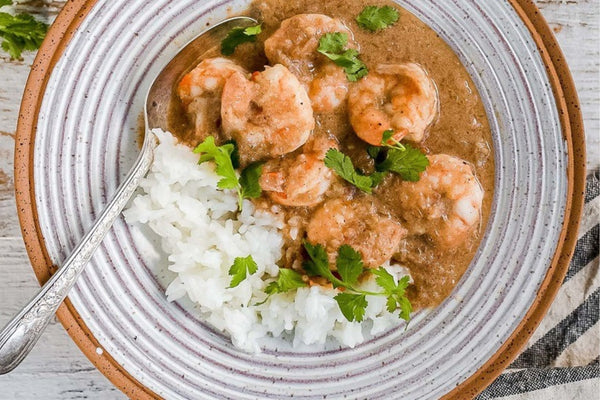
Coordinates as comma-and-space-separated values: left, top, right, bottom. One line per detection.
265, 268, 308, 295
0, 1, 49, 60
231, 242, 413, 324
254, 267, 308, 306
228, 255, 258, 288
373, 144, 429, 182
324, 148, 381, 193
381, 129, 406, 151
303, 241, 345, 287
303, 242, 413, 323
221, 24, 262, 56
335, 292, 368, 322
239, 162, 263, 200
194, 136, 263, 209
317, 32, 368, 82
356, 5, 399, 32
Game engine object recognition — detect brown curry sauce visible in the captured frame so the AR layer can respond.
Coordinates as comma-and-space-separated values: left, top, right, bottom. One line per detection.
164, 0, 495, 310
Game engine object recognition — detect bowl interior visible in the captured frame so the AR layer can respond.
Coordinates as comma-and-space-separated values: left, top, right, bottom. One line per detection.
31, 0, 568, 398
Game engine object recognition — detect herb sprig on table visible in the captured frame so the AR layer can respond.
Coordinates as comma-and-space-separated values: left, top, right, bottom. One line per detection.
229, 242, 413, 323
193, 136, 263, 210
0, 0, 48, 59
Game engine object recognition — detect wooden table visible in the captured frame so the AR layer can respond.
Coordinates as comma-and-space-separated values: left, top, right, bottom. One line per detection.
0, 1, 597, 398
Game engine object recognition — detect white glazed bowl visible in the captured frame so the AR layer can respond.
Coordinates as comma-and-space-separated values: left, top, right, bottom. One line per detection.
16, 0, 585, 398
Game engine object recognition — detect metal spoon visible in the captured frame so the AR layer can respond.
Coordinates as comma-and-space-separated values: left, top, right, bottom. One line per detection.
0, 16, 257, 374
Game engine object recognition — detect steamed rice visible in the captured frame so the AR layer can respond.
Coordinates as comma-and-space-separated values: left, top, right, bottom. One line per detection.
124, 129, 406, 352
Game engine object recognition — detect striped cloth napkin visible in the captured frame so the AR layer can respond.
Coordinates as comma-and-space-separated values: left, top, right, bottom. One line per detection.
478, 171, 599, 399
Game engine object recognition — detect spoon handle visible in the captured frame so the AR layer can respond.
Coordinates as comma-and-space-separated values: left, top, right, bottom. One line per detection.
0, 136, 156, 375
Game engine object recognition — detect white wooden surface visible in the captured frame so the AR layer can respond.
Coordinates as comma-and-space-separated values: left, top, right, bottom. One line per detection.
0, 1, 597, 398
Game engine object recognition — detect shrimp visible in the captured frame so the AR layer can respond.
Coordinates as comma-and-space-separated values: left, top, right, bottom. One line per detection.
264, 14, 357, 78
348, 63, 439, 146
177, 58, 247, 143
308, 64, 350, 113
259, 134, 338, 207
264, 14, 356, 113
393, 154, 483, 248
306, 197, 407, 267
221, 64, 315, 163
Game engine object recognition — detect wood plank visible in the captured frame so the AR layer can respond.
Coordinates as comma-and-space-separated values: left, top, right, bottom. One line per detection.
536, 0, 599, 171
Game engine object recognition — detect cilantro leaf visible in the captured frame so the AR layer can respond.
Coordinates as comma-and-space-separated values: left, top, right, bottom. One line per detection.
317, 32, 368, 81
372, 268, 412, 322
367, 145, 384, 160
299, 243, 413, 323
194, 136, 238, 190
372, 266, 397, 292
324, 148, 379, 193
317, 31, 347, 54
380, 129, 406, 151
356, 6, 399, 32
369, 171, 387, 187
374, 144, 429, 182
194, 136, 263, 209
240, 162, 263, 199
228, 255, 258, 288
381, 129, 394, 144
265, 268, 307, 295
398, 295, 412, 322
224, 139, 240, 168
302, 241, 338, 280
334, 293, 368, 322
0, 11, 48, 59
221, 24, 262, 56
336, 245, 364, 286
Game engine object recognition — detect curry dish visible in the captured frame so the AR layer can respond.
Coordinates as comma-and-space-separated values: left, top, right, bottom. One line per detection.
165, 0, 494, 311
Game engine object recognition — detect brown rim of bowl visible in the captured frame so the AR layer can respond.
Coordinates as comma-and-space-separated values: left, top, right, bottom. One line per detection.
14, 1, 586, 399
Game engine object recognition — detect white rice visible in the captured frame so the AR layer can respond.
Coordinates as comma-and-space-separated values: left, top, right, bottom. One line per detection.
124, 129, 407, 352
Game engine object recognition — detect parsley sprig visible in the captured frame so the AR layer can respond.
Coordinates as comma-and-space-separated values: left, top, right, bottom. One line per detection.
356, 6, 399, 32
0, 0, 48, 60
228, 255, 258, 288
369, 143, 429, 182
221, 24, 262, 56
317, 32, 368, 82
324, 141, 428, 192
381, 129, 406, 151
323, 148, 384, 193
229, 243, 413, 324
303, 242, 412, 323
193, 136, 263, 210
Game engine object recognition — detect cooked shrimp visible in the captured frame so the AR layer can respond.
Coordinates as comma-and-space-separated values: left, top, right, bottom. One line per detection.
348, 63, 438, 146
265, 14, 356, 113
308, 64, 350, 113
264, 14, 356, 78
259, 134, 338, 207
177, 58, 247, 143
394, 154, 483, 248
221, 64, 315, 163
306, 197, 407, 267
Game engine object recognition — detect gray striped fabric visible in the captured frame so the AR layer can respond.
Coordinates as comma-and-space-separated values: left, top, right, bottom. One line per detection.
478, 171, 600, 399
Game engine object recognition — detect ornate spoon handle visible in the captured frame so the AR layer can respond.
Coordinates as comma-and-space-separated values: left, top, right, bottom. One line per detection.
0, 136, 156, 374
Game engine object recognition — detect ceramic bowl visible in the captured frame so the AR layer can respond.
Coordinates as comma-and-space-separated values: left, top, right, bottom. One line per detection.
15, 0, 585, 398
